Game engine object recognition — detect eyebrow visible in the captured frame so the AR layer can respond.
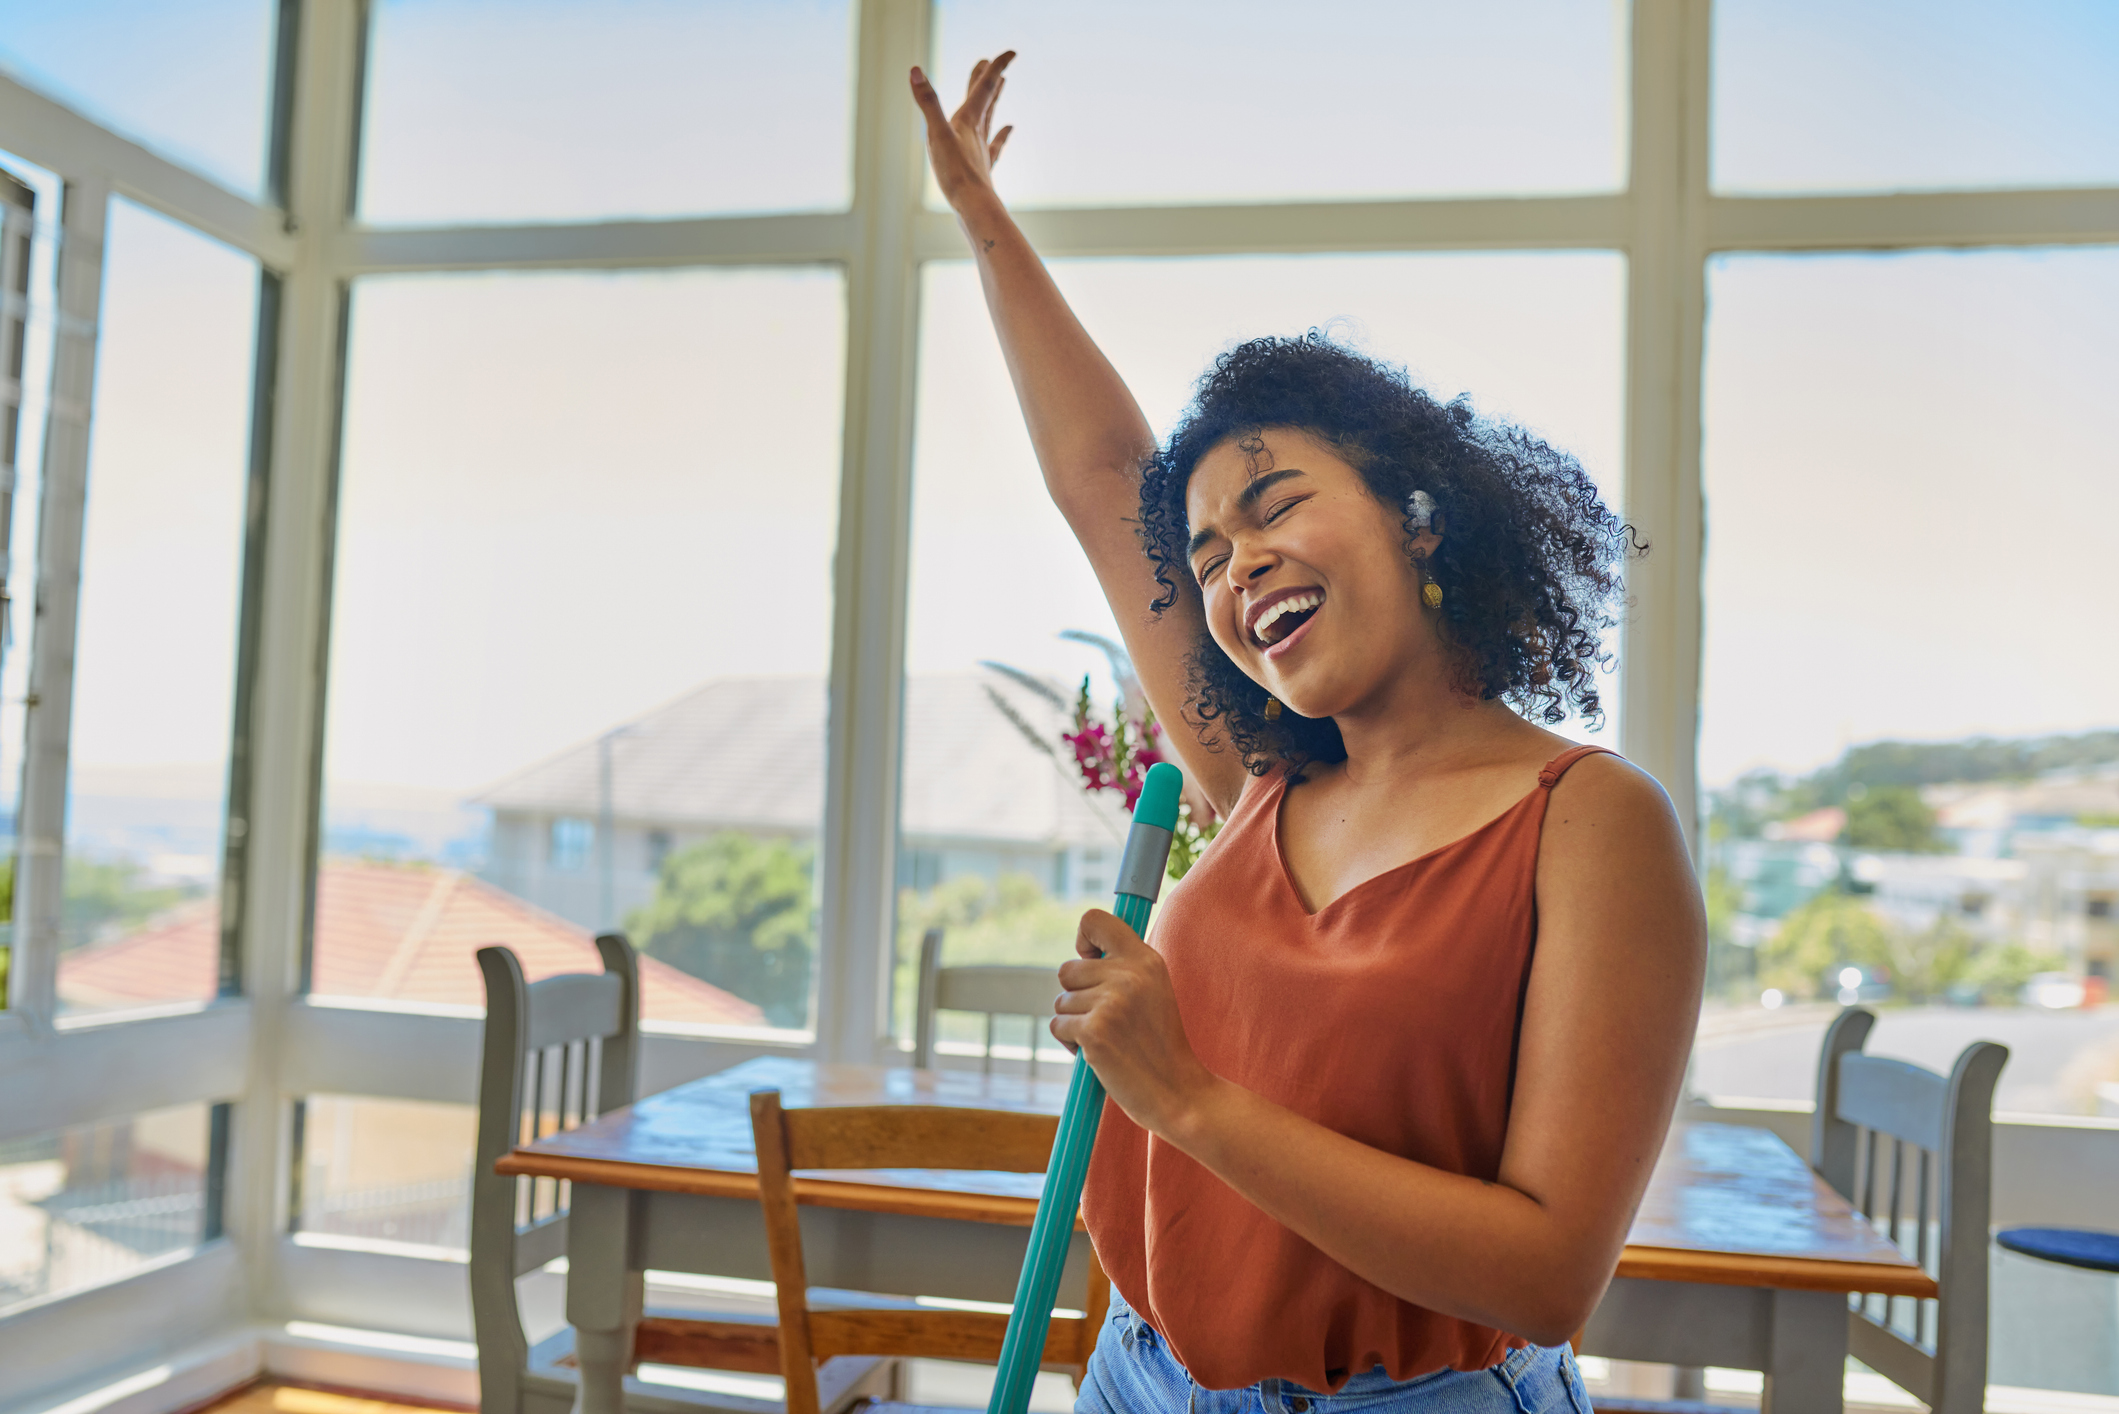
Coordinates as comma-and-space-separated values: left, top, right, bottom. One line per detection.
1187, 468, 1307, 558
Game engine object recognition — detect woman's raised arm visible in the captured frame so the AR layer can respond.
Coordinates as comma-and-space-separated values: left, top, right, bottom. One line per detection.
910, 56, 1247, 814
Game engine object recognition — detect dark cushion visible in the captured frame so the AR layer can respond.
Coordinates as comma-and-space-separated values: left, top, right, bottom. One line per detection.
1997, 1227, 2119, 1273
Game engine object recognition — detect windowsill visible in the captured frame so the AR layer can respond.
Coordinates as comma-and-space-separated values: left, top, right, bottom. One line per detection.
299, 993, 817, 1049
300, 994, 482, 1020
1694, 1092, 2119, 1132
53, 996, 247, 1032
288, 1230, 467, 1264
640, 1019, 812, 1046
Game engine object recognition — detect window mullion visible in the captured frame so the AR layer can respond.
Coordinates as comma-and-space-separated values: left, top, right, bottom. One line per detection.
12, 175, 109, 1032
1620, 0, 1709, 855
814, 0, 931, 1065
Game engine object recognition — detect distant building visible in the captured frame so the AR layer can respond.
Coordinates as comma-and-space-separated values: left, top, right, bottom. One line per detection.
476, 673, 1132, 933
1715, 766, 2119, 981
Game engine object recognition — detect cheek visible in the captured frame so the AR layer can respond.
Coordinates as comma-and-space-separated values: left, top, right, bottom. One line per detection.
1199, 588, 1247, 659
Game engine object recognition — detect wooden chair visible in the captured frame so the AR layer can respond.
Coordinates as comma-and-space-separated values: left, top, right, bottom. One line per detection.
1811, 1007, 2009, 1414
911, 927, 1064, 1077
473, 937, 889, 1414
749, 1088, 1111, 1414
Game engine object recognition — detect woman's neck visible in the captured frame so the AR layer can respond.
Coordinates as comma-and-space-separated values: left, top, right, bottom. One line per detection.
1324, 657, 1540, 789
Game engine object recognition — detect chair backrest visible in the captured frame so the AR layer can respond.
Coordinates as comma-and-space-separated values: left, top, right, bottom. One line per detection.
472, 935, 641, 1414
912, 926, 1064, 1076
749, 1089, 1108, 1414
1810, 1007, 2008, 1414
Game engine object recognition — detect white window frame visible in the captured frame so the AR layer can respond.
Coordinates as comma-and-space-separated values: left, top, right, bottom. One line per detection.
2, 0, 2116, 1405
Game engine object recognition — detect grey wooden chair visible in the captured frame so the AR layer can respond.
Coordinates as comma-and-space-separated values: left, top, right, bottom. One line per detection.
911, 928, 1063, 1076
473, 935, 892, 1414
1811, 1007, 2009, 1414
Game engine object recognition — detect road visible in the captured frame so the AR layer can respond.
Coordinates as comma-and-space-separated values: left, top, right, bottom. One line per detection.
1690, 1004, 2119, 1116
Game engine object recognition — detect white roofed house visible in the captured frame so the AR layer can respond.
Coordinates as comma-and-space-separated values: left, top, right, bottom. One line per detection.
475, 672, 1131, 939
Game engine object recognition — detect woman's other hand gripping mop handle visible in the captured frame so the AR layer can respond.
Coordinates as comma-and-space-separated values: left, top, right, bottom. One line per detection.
987, 762, 1184, 1414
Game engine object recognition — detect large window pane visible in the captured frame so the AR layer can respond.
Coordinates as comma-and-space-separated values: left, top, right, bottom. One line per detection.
1699, 250, 2119, 1128
296, 1096, 474, 1254
358, 0, 854, 225
56, 200, 258, 1017
930, 1, 1626, 209
0, 2, 277, 196
1714, 0, 2119, 194
0, 1103, 216, 1312
897, 253, 1625, 1044
316, 268, 844, 1031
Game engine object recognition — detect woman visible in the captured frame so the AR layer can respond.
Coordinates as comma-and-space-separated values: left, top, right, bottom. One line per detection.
911, 54, 1706, 1414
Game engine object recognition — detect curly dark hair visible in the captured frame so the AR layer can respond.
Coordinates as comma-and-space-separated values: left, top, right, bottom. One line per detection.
1137, 331, 1641, 779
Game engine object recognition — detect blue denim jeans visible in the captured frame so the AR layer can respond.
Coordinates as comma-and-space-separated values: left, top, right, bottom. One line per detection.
1075, 1288, 1592, 1414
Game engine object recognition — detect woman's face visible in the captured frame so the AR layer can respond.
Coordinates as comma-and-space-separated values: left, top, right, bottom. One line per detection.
1184, 428, 1439, 721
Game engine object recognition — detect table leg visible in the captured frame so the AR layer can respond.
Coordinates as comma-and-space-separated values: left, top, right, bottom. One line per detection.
568, 1182, 643, 1414
1762, 1289, 1848, 1414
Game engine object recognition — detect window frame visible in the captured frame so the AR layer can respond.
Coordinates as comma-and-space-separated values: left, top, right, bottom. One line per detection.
0, 0, 2115, 1401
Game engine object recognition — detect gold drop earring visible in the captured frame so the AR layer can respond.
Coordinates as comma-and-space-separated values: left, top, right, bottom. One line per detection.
1263, 696, 1283, 721
1419, 557, 1444, 610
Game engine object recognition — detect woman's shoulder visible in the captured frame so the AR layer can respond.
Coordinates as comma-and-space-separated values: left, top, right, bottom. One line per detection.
1542, 746, 1668, 806
1536, 747, 1693, 882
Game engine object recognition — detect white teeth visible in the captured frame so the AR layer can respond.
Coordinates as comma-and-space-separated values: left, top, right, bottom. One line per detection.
1253, 592, 1322, 644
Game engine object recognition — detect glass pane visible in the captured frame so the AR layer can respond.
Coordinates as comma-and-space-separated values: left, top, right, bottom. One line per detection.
929, 0, 1626, 209
297, 1096, 474, 1253
0, 1, 277, 196
897, 252, 1625, 1043
57, 200, 258, 1017
1699, 250, 2119, 1123
0, 151, 61, 1010
358, 0, 854, 225
0, 1103, 213, 1312
1714, 0, 2119, 194
316, 268, 844, 1031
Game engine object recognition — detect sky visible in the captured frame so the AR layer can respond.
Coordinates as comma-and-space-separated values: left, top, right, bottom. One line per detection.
1, 0, 2117, 831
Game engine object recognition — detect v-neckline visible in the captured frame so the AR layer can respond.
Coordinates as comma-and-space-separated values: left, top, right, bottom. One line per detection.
1269, 767, 1547, 920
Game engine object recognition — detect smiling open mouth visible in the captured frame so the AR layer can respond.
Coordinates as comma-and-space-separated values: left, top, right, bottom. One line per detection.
1253, 592, 1322, 647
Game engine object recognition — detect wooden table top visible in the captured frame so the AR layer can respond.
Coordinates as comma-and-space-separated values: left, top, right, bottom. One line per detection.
498, 1056, 1072, 1225
501, 1057, 1937, 1299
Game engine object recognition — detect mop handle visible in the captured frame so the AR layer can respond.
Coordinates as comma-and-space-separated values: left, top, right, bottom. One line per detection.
987, 761, 1184, 1414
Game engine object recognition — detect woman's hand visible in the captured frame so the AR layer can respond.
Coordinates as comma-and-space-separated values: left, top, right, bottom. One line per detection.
909, 52, 1015, 216
1052, 910, 1220, 1140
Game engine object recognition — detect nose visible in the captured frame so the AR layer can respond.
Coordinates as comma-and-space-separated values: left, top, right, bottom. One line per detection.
1229, 535, 1278, 589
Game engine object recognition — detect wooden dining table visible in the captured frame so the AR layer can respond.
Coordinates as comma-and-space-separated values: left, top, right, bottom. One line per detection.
500, 1056, 1934, 1414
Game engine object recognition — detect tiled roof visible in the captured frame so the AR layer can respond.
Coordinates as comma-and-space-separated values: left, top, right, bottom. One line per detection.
479, 672, 1129, 850
56, 860, 766, 1026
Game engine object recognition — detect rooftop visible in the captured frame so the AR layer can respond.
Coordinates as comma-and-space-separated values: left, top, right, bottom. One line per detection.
58, 859, 765, 1026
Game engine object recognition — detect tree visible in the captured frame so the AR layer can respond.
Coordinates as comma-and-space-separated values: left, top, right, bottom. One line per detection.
1843, 785, 1945, 853
1873, 914, 1977, 1003
625, 834, 815, 1028
1703, 865, 1754, 999
1759, 889, 1892, 999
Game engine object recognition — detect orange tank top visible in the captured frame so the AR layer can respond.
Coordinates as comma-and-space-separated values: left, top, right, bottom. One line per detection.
1081, 744, 1615, 1393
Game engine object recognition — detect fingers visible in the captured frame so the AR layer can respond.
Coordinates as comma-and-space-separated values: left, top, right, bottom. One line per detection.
967, 50, 1015, 127
988, 125, 1012, 166
1077, 907, 1144, 960
908, 66, 950, 131
1057, 955, 1106, 990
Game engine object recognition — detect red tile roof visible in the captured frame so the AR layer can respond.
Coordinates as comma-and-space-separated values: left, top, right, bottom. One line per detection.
57, 860, 766, 1026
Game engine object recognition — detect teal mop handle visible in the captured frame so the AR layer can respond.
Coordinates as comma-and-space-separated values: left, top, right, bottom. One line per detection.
987, 762, 1183, 1414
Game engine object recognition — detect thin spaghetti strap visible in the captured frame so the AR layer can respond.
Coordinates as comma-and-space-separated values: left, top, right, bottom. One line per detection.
1537, 743, 1619, 789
